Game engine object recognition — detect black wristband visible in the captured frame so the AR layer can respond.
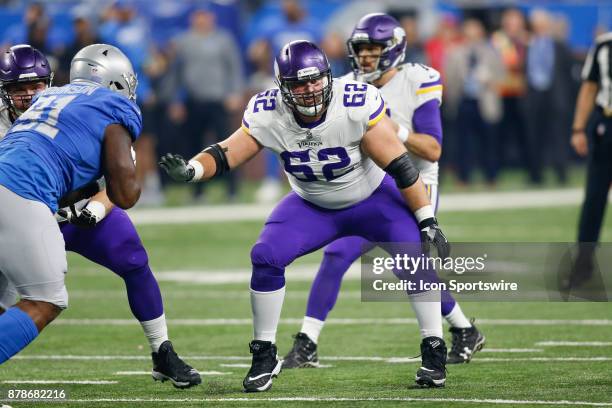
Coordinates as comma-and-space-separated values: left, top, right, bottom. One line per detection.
418, 217, 437, 229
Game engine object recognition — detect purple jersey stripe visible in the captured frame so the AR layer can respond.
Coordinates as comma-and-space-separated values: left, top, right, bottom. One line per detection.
419, 78, 442, 88
368, 97, 385, 120
242, 117, 250, 128
412, 99, 442, 144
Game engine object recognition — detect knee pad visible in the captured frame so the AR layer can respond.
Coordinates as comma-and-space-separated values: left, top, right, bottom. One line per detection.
107, 235, 149, 277
250, 242, 286, 291
250, 242, 282, 268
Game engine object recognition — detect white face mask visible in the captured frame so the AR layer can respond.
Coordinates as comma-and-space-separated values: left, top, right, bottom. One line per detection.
355, 69, 382, 84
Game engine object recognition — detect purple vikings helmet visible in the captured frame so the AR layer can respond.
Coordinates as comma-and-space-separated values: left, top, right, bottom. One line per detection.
347, 13, 407, 83
0, 44, 53, 119
274, 40, 333, 117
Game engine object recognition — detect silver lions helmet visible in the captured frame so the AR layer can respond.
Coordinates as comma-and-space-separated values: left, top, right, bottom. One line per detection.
69, 43, 138, 101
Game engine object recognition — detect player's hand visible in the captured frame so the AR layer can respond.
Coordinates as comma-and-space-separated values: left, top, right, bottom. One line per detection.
571, 131, 588, 157
159, 153, 195, 182
419, 218, 450, 260
57, 206, 101, 228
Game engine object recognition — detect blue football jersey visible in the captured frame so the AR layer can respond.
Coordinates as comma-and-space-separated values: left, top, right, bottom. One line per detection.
0, 83, 142, 212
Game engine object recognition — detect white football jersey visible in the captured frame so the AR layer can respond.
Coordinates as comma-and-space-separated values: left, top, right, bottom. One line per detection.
242, 79, 387, 209
0, 100, 13, 138
341, 63, 442, 185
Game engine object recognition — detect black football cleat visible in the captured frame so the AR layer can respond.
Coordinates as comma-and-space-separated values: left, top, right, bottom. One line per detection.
415, 336, 447, 388
447, 321, 486, 364
561, 249, 594, 291
282, 332, 320, 369
243, 340, 282, 392
152, 340, 201, 389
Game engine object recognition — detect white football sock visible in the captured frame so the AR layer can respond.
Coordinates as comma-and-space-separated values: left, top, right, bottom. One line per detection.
251, 286, 285, 343
408, 290, 443, 339
444, 303, 472, 328
140, 314, 169, 353
300, 316, 324, 344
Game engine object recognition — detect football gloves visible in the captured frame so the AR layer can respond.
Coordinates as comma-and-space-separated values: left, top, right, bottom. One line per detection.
419, 218, 450, 260
159, 153, 195, 182
57, 205, 103, 228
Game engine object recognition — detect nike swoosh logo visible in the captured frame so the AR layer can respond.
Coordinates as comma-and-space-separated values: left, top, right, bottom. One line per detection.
419, 367, 434, 372
247, 373, 270, 381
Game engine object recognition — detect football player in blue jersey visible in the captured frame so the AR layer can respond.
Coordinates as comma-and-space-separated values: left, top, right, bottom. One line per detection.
0, 44, 199, 387
0, 44, 200, 387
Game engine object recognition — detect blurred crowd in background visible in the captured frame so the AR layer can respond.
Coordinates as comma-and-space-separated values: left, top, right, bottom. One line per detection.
0, 0, 610, 205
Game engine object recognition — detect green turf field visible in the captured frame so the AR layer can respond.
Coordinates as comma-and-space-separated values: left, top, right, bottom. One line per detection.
1, 206, 611, 407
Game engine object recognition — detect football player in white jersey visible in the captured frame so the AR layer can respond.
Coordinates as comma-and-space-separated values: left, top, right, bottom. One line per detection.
283, 13, 485, 370
161, 39, 451, 390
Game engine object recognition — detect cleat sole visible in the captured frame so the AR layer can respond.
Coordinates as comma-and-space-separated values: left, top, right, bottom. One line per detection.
152, 370, 201, 389
415, 375, 446, 388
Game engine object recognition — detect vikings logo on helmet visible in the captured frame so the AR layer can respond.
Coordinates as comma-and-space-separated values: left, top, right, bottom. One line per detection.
274, 40, 333, 117
347, 13, 407, 83
0, 44, 53, 120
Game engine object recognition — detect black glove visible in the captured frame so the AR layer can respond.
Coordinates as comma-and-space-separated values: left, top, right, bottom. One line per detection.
56, 205, 101, 228
419, 217, 450, 260
159, 153, 195, 182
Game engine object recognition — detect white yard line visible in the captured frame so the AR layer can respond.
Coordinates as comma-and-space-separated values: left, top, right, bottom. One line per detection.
51, 317, 612, 326
2, 380, 117, 385
14, 396, 612, 406
114, 371, 229, 376
536, 341, 612, 347
126, 188, 594, 226
153, 263, 360, 284
387, 357, 612, 363
13, 355, 612, 363
480, 348, 543, 353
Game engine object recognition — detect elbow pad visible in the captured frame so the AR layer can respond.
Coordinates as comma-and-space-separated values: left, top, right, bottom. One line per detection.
202, 143, 230, 177
384, 152, 419, 189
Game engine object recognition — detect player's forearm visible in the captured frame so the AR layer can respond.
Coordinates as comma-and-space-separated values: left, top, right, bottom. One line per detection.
187, 128, 261, 182
106, 179, 140, 209
188, 151, 217, 181
399, 177, 432, 213
405, 133, 441, 162
89, 190, 114, 214
57, 179, 104, 208
572, 82, 598, 130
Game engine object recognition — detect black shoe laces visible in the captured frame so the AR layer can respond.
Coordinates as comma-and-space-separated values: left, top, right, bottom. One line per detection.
420, 341, 447, 372
289, 334, 314, 357
162, 345, 193, 375
450, 327, 475, 355
249, 344, 276, 374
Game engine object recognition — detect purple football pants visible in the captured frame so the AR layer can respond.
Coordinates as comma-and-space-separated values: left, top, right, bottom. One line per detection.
305, 187, 458, 321
60, 207, 163, 322
250, 175, 437, 292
